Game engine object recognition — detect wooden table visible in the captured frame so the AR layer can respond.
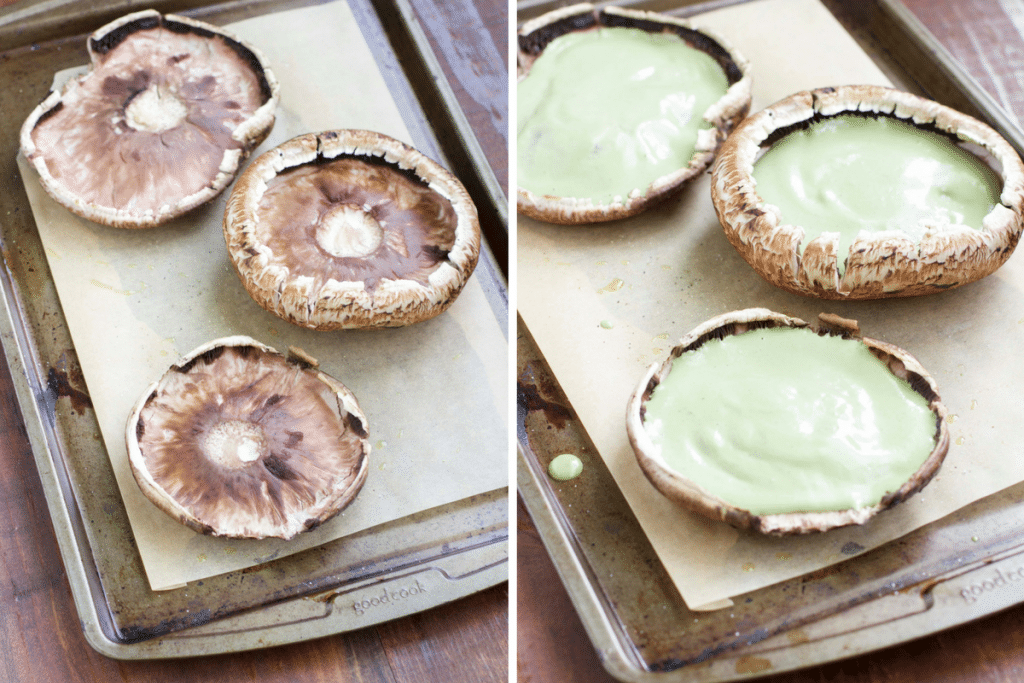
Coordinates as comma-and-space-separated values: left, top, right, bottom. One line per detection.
0, 0, 508, 681
517, 0, 1024, 681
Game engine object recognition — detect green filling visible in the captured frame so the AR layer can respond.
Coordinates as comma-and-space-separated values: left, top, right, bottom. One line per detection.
754, 115, 1001, 273
643, 327, 936, 515
518, 27, 729, 203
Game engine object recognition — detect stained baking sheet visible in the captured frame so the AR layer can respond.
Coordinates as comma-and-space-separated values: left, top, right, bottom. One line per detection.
517, 0, 1024, 680
0, 0, 507, 659
21, 0, 506, 593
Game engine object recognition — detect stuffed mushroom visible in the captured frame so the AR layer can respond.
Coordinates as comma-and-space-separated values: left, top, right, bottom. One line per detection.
711, 85, 1024, 298
626, 309, 949, 535
517, 3, 751, 224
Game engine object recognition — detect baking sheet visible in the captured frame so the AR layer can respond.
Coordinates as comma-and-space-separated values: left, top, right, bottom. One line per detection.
19, 0, 507, 591
517, 0, 1024, 611
0, 0, 509, 657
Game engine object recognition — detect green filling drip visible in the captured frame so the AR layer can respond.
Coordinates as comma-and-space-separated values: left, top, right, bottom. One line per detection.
549, 453, 584, 481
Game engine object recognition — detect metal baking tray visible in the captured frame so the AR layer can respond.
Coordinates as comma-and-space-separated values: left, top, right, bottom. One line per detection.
0, 0, 508, 659
516, 0, 1024, 680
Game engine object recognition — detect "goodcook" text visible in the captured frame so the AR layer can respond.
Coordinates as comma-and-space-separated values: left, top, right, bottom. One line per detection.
353, 579, 429, 615
960, 566, 1024, 604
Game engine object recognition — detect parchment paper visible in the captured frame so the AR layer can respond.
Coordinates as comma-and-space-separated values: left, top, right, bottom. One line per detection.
518, 0, 1024, 610
20, 0, 507, 591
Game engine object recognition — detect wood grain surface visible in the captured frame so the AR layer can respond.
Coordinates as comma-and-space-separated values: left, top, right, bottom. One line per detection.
0, 1, 509, 681
516, 1, 1024, 682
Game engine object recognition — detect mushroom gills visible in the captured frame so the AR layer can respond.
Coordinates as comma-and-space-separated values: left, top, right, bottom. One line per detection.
20, 10, 279, 228
224, 129, 481, 330
129, 339, 369, 539
255, 155, 458, 292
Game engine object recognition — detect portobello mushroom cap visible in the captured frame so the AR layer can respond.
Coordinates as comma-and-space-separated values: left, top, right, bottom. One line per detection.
516, 3, 752, 225
126, 336, 370, 540
223, 129, 481, 330
710, 85, 1024, 299
20, 9, 279, 229
625, 308, 950, 536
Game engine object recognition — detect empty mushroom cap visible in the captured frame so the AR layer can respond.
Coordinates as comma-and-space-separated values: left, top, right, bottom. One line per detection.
625, 308, 950, 535
516, 3, 751, 224
126, 336, 370, 540
20, 10, 280, 229
223, 129, 482, 330
711, 85, 1024, 299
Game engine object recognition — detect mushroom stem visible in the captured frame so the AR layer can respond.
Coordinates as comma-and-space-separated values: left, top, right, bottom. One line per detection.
124, 85, 187, 133
317, 204, 385, 258
204, 419, 268, 468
